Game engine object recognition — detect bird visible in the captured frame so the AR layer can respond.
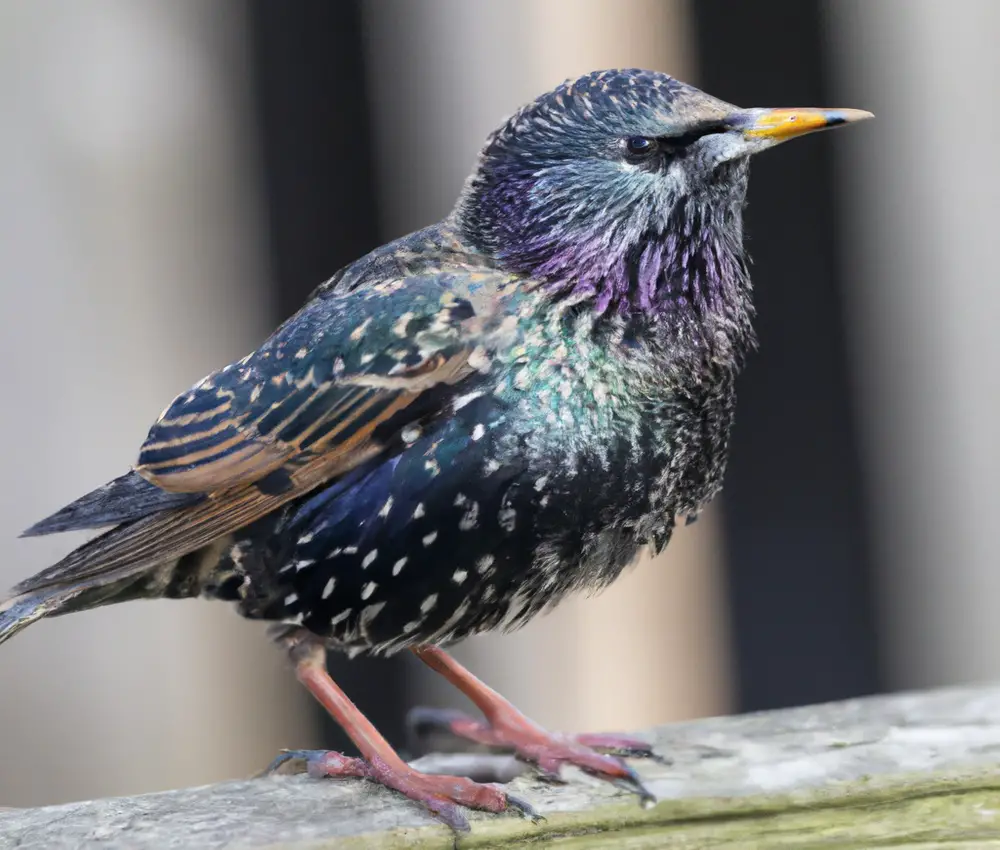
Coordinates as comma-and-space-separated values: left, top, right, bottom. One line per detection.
0, 69, 871, 831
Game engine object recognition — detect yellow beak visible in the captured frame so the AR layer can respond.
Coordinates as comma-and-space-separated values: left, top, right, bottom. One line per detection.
732, 107, 874, 143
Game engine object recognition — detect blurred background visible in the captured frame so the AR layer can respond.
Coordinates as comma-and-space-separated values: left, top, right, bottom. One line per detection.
1, 0, 997, 808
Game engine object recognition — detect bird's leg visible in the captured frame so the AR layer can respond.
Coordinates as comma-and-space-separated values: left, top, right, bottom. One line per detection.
411, 646, 657, 804
263, 628, 538, 832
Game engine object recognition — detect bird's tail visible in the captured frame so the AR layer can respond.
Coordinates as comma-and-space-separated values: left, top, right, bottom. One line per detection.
1, 470, 215, 647
0, 589, 57, 645
0, 566, 157, 647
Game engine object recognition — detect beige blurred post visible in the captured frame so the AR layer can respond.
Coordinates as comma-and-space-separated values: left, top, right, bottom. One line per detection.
827, 2, 1000, 689
0, 1, 309, 806
362, 0, 733, 732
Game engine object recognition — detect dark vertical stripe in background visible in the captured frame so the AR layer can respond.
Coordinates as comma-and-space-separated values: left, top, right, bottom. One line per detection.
244, 0, 411, 751
691, 0, 883, 710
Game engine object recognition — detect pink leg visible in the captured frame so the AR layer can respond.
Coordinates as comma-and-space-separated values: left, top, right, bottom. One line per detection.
411, 646, 658, 804
265, 631, 538, 832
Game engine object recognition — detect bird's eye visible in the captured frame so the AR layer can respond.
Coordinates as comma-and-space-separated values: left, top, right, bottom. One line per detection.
622, 136, 658, 159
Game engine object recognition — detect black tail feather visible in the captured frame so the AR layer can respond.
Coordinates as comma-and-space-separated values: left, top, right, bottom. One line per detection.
20, 470, 202, 538
0, 589, 58, 646
0, 567, 155, 647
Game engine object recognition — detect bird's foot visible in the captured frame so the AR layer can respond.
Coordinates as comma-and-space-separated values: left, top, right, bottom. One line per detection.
263, 748, 541, 833
408, 707, 660, 806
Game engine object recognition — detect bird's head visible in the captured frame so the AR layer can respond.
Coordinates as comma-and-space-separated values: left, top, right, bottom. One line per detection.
456, 69, 871, 321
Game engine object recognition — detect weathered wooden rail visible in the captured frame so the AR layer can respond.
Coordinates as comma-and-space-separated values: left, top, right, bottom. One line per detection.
3, 684, 1000, 848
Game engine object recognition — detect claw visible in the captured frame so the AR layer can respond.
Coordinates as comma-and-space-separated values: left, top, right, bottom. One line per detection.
423, 797, 471, 833
258, 749, 369, 780
257, 749, 315, 777
610, 764, 658, 809
532, 759, 567, 784
574, 732, 670, 764
502, 789, 545, 822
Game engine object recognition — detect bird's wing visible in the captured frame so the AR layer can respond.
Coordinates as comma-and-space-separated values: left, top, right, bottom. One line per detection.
136, 278, 486, 493
16, 273, 520, 593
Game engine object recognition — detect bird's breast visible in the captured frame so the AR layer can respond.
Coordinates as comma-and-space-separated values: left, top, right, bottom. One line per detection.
482, 317, 738, 598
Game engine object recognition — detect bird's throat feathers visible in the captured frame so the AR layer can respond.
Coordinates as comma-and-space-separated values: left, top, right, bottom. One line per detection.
457, 163, 756, 365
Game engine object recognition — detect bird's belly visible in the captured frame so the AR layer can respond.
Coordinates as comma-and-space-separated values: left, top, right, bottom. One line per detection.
223, 454, 655, 655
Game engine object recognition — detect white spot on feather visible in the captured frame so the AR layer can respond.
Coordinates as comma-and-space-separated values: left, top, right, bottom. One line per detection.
452, 390, 484, 411
452, 569, 467, 585
422, 531, 438, 547
421, 594, 438, 613
362, 550, 378, 569
413, 503, 425, 519
350, 317, 373, 341
322, 578, 336, 599
361, 581, 377, 600
392, 557, 408, 576
459, 501, 479, 531
393, 312, 414, 337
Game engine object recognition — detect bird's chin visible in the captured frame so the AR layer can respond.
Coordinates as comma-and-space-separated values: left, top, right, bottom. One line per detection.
664, 153, 749, 207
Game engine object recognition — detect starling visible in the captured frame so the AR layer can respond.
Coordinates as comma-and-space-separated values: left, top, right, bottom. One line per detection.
0, 69, 870, 830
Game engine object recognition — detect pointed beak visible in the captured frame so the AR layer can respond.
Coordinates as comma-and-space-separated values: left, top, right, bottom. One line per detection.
726, 106, 873, 148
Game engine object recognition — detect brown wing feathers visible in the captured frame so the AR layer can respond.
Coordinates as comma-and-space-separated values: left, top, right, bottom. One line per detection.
12, 278, 499, 604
